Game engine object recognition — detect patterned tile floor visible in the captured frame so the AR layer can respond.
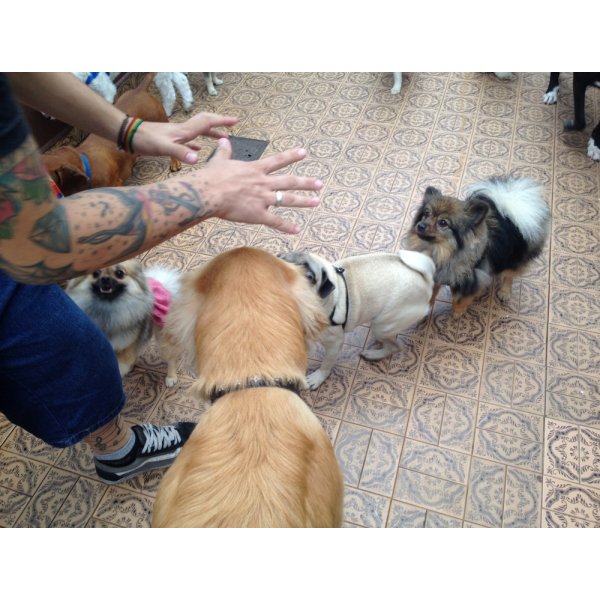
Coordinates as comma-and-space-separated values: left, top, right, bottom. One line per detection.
1, 72, 599, 528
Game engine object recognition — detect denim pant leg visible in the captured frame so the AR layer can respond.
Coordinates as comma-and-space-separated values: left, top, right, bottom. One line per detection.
0, 272, 125, 447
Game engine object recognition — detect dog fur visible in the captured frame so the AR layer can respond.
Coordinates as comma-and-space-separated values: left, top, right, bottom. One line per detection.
152, 247, 344, 527
153, 72, 194, 117
43, 73, 181, 196
66, 259, 181, 386
280, 250, 435, 389
405, 176, 550, 317
73, 72, 118, 104
543, 72, 600, 161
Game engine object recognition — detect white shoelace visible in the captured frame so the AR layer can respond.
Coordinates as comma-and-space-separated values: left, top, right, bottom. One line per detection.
141, 423, 181, 453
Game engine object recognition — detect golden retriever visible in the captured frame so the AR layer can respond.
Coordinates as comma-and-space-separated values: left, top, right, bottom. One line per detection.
152, 247, 344, 527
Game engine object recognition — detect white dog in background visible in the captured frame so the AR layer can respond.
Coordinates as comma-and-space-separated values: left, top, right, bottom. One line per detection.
203, 72, 223, 96
391, 72, 402, 95
153, 72, 194, 117
73, 72, 118, 103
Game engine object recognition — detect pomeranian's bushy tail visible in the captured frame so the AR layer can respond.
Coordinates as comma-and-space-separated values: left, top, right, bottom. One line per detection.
466, 176, 550, 245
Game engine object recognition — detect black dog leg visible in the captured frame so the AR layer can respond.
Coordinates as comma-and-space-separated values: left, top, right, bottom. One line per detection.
543, 72, 560, 104
564, 73, 588, 130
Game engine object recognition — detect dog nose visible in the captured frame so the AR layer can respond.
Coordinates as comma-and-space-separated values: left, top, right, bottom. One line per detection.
100, 277, 112, 286
417, 222, 427, 233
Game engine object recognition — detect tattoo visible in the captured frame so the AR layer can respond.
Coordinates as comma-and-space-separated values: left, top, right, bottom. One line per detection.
1, 135, 212, 284
30, 204, 71, 253
0, 255, 84, 282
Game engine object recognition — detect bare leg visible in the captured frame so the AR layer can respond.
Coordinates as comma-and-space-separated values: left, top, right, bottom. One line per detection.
84, 414, 130, 456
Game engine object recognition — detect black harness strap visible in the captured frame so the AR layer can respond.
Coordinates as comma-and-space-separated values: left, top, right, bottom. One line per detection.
328, 266, 349, 330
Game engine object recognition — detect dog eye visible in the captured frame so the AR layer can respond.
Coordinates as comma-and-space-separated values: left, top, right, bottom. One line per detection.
438, 219, 449, 228
92, 270, 100, 279
115, 269, 125, 279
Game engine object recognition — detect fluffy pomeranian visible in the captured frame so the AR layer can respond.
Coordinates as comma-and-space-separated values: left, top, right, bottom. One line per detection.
405, 176, 550, 317
66, 259, 181, 386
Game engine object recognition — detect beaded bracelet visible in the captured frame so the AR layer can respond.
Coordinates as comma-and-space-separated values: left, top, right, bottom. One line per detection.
116, 114, 131, 151
124, 118, 144, 153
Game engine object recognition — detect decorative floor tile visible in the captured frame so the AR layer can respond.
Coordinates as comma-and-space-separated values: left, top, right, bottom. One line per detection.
3, 71, 600, 528
387, 501, 426, 528
503, 467, 542, 527
476, 404, 543, 442
474, 429, 543, 472
334, 423, 371, 486
400, 438, 470, 485
543, 477, 600, 524
343, 487, 390, 528
465, 458, 506, 527
394, 468, 467, 519
359, 431, 403, 496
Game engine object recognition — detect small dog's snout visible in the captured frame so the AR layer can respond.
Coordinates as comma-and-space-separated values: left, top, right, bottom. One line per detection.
100, 277, 112, 286
416, 221, 427, 233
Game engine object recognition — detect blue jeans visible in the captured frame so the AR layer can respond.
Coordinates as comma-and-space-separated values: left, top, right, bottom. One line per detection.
0, 272, 125, 447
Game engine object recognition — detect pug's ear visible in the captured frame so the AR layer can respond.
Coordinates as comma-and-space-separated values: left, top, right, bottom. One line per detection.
316, 268, 335, 299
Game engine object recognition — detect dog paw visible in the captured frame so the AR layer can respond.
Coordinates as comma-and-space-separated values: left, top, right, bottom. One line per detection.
207, 86, 218, 96
543, 89, 558, 104
391, 85, 401, 95
564, 118, 585, 131
307, 370, 327, 389
165, 375, 178, 388
213, 77, 223, 86
361, 347, 388, 361
588, 138, 600, 161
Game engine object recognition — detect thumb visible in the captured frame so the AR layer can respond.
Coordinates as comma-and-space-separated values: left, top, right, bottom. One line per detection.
210, 137, 232, 162
164, 142, 199, 165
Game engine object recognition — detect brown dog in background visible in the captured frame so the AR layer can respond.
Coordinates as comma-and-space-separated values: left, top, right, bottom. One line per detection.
42, 73, 181, 196
152, 247, 344, 528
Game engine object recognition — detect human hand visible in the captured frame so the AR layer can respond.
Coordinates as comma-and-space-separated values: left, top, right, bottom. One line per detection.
197, 138, 322, 234
133, 113, 239, 165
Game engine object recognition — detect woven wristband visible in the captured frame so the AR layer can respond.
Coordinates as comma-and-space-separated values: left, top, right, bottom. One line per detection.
116, 115, 131, 151
125, 118, 144, 153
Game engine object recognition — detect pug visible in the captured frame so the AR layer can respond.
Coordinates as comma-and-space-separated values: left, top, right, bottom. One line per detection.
280, 250, 435, 389
65, 259, 182, 386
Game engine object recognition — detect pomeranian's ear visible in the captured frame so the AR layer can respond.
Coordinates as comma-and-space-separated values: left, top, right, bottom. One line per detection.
465, 198, 490, 226
423, 186, 442, 203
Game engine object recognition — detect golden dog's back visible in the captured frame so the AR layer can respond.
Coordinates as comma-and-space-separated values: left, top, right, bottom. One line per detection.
153, 247, 344, 527
152, 388, 343, 528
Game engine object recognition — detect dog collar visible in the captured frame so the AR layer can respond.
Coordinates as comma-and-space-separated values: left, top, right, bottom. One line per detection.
48, 177, 63, 199
147, 278, 172, 327
78, 151, 92, 188
84, 72, 110, 85
209, 377, 302, 404
329, 266, 349, 329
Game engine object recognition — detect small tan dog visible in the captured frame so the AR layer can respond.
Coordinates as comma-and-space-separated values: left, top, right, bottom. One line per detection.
281, 250, 435, 388
66, 259, 181, 386
152, 247, 344, 528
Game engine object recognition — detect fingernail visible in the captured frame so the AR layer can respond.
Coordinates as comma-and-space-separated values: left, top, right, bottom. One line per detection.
314, 180, 323, 190
297, 148, 307, 158
185, 151, 198, 164
310, 197, 320, 206
290, 224, 301, 234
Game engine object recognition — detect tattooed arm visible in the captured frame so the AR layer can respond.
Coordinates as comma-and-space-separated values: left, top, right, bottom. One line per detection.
0, 136, 321, 285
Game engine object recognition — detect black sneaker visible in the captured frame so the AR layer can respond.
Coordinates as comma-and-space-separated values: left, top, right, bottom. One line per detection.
94, 422, 196, 484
